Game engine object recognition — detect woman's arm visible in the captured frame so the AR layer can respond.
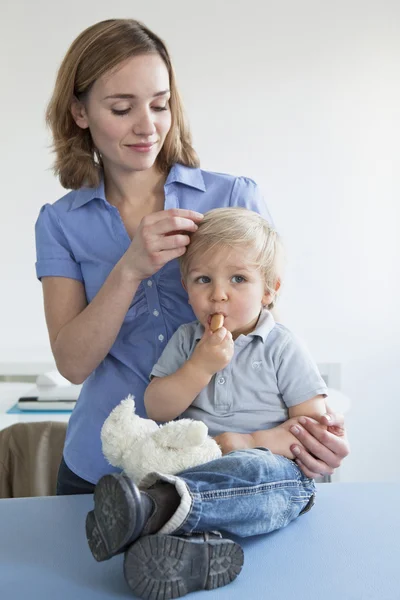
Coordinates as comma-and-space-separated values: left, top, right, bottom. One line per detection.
42, 209, 203, 384
42, 264, 141, 384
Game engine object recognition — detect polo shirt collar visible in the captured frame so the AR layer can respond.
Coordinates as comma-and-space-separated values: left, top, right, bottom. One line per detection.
193, 310, 276, 343
247, 310, 276, 343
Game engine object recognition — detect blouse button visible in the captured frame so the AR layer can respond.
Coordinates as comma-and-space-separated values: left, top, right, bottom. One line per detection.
158, 334, 164, 342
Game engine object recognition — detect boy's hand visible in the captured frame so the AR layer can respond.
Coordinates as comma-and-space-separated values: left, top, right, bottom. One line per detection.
190, 326, 234, 376
214, 431, 254, 455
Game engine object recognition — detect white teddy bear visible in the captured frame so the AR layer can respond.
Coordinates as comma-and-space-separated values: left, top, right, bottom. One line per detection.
101, 395, 222, 487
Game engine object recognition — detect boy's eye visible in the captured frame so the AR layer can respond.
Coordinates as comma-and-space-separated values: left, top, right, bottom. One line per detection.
232, 275, 246, 283
196, 276, 210, 284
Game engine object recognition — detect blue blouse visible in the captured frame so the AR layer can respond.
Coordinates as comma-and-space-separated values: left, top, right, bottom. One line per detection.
35, 164, 273, 483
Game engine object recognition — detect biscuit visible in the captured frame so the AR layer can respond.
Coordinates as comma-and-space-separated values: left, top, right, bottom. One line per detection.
210, 314, 224, 332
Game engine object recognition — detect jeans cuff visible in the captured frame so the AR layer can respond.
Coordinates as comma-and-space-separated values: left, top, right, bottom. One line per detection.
140, 471, 193, 534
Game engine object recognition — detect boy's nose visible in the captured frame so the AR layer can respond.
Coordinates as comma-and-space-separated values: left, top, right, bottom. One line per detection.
210, 285, 228, 302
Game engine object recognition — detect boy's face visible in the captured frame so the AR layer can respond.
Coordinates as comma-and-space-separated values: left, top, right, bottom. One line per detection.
183, 245, 273, 339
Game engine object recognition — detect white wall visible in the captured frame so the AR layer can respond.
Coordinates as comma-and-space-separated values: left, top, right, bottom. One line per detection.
1, 0, 399, 482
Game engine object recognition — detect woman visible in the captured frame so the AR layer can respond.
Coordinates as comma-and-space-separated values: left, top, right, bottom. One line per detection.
36, 18, 348, 497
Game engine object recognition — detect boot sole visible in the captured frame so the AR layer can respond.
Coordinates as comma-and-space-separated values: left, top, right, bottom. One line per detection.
124, 534, 244, 600
86, 474, 144, 562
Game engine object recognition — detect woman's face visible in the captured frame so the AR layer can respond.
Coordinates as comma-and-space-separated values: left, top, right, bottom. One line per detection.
72, 53, 172, 174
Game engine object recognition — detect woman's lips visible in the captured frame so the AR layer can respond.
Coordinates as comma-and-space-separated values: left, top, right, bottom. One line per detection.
126, 143, 155, 153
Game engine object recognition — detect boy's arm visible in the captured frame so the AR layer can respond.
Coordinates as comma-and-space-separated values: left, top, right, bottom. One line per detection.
214, 395, 326, 457
248, 333, 328, 458
287, 395, 326, 420
145, 364, 211, 422
250, 394, 327, 457
145, 325, 234, 422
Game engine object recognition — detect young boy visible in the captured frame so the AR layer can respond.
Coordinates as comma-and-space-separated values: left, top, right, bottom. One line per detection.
86, 208, 328, 600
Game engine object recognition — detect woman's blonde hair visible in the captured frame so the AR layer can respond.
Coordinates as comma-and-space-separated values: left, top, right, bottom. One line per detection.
46, 19, 199, 189
180, 208, 283, 308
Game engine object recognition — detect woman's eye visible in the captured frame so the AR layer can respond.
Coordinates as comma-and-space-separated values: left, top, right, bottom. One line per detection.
232, 275, 245, 283
152, 105, 168, 112
111, 108, 131, 116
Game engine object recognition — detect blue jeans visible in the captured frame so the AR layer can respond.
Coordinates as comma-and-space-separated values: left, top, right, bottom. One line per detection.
148, 448, 315, 538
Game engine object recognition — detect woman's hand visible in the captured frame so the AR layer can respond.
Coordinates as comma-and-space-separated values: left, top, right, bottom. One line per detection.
289, 410, 349, 478
120, 208, 204, 281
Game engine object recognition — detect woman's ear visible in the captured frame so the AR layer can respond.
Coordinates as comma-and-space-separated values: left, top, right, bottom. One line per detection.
70, 97, 90, 129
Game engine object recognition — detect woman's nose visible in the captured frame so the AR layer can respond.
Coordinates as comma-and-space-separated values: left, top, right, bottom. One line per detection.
133, 109, 156, 137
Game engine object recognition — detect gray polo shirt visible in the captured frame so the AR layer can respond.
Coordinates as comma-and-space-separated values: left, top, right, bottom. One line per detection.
150, 310, 327, 436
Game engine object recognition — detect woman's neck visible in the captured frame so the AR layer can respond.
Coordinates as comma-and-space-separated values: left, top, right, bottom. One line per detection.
103, 164, 167, 209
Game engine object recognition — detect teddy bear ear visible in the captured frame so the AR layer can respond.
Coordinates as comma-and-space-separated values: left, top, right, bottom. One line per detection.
123, 394, 136, 411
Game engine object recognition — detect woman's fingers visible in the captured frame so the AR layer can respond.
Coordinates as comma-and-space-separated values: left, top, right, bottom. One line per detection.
140, 215, 201, 254
144, 210, 203, 234
295, 459, 324, 479
149, 247, 188, 267
292, 444, 335, 476
320, 409, 345, 429
125, 209, 203, 279
151, 208, 204, 223
291, 441, 335, 476
289, 418, 349, 475
294, 417, 347, 453
155, 233, 191, 251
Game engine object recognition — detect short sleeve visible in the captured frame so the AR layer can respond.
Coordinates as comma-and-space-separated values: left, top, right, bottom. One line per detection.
150, 325, 191, 379
35, 204, 83, 282
229, 177, 275, 228
276, 334, 328, 407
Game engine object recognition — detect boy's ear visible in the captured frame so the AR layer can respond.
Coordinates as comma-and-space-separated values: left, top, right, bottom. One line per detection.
181, 278, 187, 291
70, 97, 90, 129
262, 279, 281, 306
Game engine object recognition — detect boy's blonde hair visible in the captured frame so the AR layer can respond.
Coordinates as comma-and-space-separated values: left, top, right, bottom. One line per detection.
46, 19, 199, 190
180, 207, 283, 309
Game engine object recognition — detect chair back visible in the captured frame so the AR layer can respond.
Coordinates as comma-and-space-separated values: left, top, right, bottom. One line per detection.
0, 421, 66, 498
